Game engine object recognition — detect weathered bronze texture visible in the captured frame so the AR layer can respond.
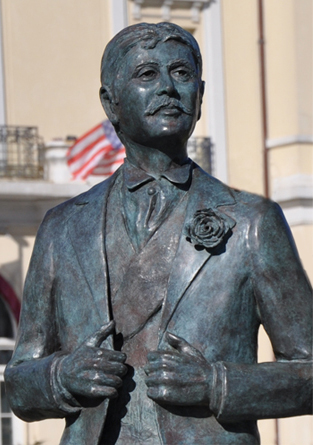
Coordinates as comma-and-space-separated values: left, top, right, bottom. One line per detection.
5, 23, 312, 445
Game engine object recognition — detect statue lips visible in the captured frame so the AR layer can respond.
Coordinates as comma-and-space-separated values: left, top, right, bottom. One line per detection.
158, 106, 182, 118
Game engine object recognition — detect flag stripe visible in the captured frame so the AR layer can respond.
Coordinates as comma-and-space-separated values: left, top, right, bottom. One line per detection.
72, 143, 112, 178
92, 163, 124, 175
92, 150, 125, 175
69, 138, 113, 171
97, 148, 125, 163
67, 124, 104, 160
68, 124, 104, 156
66, 120, 125, 180
69, 143, 110, 177
78, 149, 122, 180
67, 134, 108, 166
93, 157, 124, 172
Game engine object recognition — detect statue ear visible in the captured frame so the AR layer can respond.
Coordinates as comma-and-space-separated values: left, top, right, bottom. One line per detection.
197, 80, 205, 121
99, 86, 119, 125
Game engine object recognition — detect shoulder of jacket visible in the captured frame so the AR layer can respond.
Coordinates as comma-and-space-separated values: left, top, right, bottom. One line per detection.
230, 188, 280, 213
40, 170, 121, 234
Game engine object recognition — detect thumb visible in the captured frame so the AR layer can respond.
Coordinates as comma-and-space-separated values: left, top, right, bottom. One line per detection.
84, 320, 115, 348
165, 332, 205, 360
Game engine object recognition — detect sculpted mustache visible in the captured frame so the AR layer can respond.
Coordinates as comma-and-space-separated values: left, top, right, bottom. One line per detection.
145, 98, 193, 116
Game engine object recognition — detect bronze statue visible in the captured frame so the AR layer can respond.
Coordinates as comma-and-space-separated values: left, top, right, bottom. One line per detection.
5, 23, 312, 444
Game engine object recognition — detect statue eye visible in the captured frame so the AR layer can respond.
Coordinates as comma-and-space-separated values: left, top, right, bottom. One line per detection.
138, 69, 157, 80
172, 67, 193, 81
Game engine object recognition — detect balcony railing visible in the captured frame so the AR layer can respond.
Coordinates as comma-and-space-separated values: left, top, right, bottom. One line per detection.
0, 126, 212, 180
0, 126, 45, 179
188, 137, 212, 175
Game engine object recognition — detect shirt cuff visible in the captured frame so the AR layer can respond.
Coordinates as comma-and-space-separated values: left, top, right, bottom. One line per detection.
210, 361, 227, 418
50, 354, 82, 414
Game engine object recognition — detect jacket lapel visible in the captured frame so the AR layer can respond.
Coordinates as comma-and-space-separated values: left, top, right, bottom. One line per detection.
159, 165, 237, 339
64, 163, 236, 342
67, 172, 118, 326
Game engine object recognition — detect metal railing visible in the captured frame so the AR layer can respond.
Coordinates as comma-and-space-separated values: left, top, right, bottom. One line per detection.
187, 136, 212, 175
0, 126, 212, 180
0, 126, 45, 179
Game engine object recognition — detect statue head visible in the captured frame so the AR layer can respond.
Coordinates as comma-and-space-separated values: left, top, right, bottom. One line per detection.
100, 22, 205, 149
100, 22, 203, 91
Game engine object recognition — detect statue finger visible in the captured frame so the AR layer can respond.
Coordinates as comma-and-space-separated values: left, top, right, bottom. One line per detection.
165, 332, 205, 360
89, 385, 119, 399
147, 350, 180, 363
144, 361, 170, 375
79, 370, 123, 390
100, 349, 127, 364
94, 372, 123, 389
145, 369, 176, 386
93, 359, 128, 377
147, 385, 170, 402
84, 320, 115, 348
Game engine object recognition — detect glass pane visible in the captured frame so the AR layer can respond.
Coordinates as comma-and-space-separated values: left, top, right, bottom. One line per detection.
1, 382, 11, 413
0, 350, 13, 365
2, 417, 13, 445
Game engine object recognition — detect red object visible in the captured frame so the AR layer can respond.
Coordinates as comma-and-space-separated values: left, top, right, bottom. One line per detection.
0, 275, 21, 322
67, 120, 125, 180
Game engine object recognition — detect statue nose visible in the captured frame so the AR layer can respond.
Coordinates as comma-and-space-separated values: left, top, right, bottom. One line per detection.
156, 73, 176, 96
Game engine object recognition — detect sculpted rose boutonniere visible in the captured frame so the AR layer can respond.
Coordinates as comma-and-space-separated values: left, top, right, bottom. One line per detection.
185, 208, 236, 250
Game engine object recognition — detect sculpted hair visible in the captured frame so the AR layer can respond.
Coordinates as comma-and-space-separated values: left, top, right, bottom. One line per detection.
100, 22, 203, 95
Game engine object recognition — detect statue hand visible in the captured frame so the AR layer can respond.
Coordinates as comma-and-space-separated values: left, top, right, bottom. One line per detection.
144, 332, 212, 406
59, 321, 127, 400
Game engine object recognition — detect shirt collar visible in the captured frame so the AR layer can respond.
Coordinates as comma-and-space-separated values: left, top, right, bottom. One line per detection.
123, 158, 193, 191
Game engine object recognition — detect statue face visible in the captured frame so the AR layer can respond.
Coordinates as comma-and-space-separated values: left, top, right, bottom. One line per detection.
113, 39, 203, 147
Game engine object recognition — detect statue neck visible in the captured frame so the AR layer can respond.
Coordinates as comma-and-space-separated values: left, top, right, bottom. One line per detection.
122, 138, 188, 176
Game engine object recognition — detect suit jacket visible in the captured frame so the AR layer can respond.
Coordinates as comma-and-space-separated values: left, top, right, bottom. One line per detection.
5, 164, 312, 444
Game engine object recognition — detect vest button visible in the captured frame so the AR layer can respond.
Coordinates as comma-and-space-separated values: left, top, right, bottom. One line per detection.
147, 186, 156, 195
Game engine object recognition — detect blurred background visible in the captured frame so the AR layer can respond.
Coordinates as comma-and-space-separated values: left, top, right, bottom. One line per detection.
0, 1, 312, 444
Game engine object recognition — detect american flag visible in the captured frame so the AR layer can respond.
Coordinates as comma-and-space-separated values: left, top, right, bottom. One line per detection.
67, 120, 125, 180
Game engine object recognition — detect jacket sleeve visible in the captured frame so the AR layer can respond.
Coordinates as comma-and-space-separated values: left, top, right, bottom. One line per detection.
4, 210, 81, 422
211, 200, 312, 422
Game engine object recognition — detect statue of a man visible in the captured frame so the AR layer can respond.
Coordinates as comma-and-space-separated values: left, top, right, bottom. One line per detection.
5, 23, 312, 445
